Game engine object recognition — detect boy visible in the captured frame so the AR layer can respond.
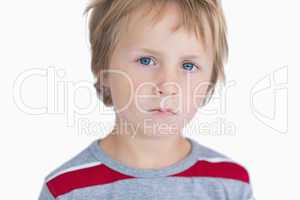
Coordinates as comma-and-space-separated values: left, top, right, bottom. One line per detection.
39, 0, 254, 199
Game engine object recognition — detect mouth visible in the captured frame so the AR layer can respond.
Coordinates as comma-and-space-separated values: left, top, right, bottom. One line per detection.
148, 108, 177, 115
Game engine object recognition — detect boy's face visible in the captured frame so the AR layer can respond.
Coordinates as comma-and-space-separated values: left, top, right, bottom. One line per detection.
106, 2, 214, 137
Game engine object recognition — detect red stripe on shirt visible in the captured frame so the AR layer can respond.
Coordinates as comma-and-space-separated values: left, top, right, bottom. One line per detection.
169, 160, 250, 183
46, 164, 135, 198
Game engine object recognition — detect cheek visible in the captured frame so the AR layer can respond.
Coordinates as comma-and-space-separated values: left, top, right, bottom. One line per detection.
132, 78, 145, 90
192, 81, 209, 107
109, 71, 133, 111
182, 80, 209, 113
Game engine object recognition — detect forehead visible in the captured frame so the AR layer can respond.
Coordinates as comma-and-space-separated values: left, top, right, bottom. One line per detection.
118, 1, 213, 54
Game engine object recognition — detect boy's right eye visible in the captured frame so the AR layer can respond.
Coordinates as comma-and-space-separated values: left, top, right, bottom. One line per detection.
136, 56, 156, 66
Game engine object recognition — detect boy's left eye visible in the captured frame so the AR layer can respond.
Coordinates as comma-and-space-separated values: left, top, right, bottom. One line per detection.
182, 63, 199, 72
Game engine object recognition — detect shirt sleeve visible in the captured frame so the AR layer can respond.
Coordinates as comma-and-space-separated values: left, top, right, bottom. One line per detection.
220, 176, 255, 200
38, 181, 56, 200
241, 182, 255, 200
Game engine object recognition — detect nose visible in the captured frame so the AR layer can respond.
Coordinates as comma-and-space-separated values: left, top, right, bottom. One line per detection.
153, 66, 180, 97
155, 81, 179, 97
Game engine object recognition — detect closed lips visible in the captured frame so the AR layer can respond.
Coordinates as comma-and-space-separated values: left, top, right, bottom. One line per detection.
149, 108, 176, 114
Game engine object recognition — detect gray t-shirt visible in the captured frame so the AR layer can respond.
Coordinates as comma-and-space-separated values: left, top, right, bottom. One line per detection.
38, 137, 254, 200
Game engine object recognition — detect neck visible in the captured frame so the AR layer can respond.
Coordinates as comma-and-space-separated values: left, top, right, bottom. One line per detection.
99, 118, 191, 169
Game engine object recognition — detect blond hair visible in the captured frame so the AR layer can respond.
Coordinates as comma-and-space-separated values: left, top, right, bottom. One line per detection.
84, 0, 228, 107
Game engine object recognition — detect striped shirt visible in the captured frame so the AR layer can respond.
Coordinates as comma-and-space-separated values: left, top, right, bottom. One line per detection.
38, 137, 255, 200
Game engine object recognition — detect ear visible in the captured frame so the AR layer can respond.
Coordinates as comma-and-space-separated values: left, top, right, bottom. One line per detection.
98, 69, 110, 88
94, 70, 110, 95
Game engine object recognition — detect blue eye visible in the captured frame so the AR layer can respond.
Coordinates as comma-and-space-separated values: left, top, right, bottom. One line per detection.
182, 63, 199, 72
137, 56, 155, 66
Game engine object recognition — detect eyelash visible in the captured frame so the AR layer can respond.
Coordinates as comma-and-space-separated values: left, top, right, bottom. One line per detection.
135, 56, 200, 72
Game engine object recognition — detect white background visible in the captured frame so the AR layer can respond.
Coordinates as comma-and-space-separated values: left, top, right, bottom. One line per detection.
0, 0, 299, 199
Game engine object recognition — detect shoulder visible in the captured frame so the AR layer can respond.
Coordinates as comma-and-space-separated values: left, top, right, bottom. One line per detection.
190, 138, 250, 183
42, 140, 102, 198
187, 138, 255, 199
44, 141, 99, 181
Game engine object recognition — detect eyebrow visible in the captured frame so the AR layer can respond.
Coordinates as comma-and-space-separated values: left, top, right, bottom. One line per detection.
131, 47, 204, 60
